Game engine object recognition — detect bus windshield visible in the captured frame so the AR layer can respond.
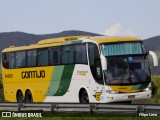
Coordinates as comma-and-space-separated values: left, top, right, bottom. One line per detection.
101, 42, 150, 85
105, 55, 150, 85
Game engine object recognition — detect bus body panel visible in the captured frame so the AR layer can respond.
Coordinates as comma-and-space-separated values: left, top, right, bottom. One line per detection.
2, 66, 53, 102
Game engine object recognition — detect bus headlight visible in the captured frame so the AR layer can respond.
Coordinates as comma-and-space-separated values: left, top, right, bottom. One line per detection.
143, 87, 151, 91
106, 90, 119, 94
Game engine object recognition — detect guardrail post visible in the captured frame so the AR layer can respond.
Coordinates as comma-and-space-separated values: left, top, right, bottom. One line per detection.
142, 105, 145, 112
136, 105, 143, 117
89, 104, 94, 115
50, 104, 54, 114
94, 104, 98, 110
17, 103, 21, 112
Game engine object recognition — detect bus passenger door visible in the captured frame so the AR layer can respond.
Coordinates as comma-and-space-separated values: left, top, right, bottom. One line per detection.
88, 43, 105, 102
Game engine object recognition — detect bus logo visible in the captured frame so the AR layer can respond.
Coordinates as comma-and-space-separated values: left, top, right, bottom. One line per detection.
93, 92, 102, 101
76, 70, 88, 76
21, 70, 45, 79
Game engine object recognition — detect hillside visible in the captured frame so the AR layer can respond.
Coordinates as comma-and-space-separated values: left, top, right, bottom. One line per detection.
143, 36, 160, 75
143, 35, 160, 51
0, 30, 101, 52
1, 31, 160, 52
0, 31, 159, 74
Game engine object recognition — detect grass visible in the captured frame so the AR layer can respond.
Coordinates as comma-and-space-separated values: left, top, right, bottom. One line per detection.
132, 95, 160, 104
0, 110, 159, 119
0, 73, 4, 102
0, 117, 159, 120
151, 75, 160, 95
132, 75, 160, 104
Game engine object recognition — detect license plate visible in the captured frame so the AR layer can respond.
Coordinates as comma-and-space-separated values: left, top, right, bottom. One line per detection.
128, 95, 135, 99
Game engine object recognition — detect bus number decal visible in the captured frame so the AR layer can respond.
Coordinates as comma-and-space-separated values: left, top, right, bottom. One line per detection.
5, 74, 13, 78
21, 70, 45, 79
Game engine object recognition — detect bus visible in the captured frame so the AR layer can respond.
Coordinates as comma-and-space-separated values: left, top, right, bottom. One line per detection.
1, 36, 158, 103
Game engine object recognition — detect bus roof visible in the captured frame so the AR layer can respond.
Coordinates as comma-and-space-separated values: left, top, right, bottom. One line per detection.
2, 36, 141, 52
89, 36, 141, 44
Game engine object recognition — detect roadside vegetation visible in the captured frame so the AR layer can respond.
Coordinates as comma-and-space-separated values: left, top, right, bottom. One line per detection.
0, 74, 4, 102
132, 75, 160, 104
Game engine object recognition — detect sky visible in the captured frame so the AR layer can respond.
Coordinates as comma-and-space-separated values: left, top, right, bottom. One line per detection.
0, 0, 160, 39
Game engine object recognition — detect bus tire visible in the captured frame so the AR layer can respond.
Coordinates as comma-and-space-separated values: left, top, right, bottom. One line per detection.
25, 90, 33, 103
16, 90, 24, 103
79, 89, 89, 103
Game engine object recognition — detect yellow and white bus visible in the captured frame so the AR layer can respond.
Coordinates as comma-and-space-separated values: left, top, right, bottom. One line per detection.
1, 36, 158, 103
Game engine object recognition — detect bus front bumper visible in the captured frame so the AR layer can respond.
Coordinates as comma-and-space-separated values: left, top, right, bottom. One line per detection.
105, 90, 151, 103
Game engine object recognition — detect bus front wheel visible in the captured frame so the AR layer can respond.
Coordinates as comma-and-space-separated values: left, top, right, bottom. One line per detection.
79, 90, 89, 103
25, 90, 33, 103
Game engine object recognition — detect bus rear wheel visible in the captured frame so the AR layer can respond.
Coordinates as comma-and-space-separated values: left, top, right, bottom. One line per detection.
79, 90, 89, 103
17, 91, 24, 103
25, 90, 33, 103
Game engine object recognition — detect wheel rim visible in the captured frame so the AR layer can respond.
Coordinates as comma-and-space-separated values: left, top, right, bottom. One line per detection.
81, 91, 89, 103
26, 92, 33, 103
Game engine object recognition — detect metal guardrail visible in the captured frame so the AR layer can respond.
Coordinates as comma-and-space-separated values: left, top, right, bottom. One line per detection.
0, 103, 160, 116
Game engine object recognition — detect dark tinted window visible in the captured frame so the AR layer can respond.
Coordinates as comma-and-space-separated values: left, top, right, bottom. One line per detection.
74, 44, 87, 64
3, 44, 88, 69
50, 47, 61, 65
2, 53, 9, 68
9, 53, 16, 68
27, 49, 37, 67
37, 49, 49, 66
62, 46, 74, 64
16, 51, 26, 68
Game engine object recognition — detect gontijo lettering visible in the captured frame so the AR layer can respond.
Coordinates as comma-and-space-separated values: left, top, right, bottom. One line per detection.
21, 70, 45, 79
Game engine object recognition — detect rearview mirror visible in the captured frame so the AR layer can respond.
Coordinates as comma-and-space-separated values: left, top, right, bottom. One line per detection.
149, 51, 158, 66
100, 54, 107, 70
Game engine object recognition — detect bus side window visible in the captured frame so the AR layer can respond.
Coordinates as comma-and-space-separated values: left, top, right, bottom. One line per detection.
74, 44, 87, 64
15, 51, 26, 68
2, 53, 9, 68
88, 43, 103, 84
27, 49, 37, 67
62, 45, 74, 64
9, 52, 16, 69
50, 47, 61, 65
37, 49, 49, 66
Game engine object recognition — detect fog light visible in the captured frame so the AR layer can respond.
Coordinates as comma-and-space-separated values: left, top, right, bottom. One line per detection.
106, 90, 119, 94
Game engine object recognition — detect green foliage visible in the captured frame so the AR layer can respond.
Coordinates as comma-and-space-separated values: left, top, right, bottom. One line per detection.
151, 75, 160, 95
0, 74, 2, 88
132, 75, 160, 104
0, 73, 4, 102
